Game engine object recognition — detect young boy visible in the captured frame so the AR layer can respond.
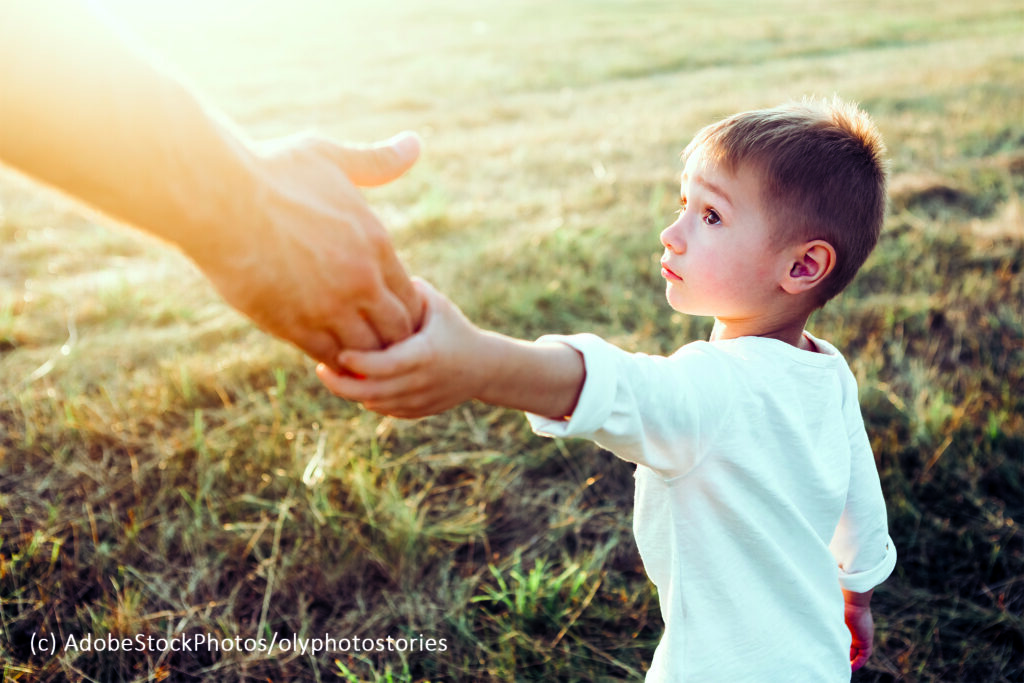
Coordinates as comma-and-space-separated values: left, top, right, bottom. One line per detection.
317, 97, 897, 682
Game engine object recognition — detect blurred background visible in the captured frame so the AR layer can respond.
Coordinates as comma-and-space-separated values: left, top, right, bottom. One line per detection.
2, 1, 1022, 680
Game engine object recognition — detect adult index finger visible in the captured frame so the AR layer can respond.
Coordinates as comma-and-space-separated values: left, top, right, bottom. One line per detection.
370, 233, 422, 341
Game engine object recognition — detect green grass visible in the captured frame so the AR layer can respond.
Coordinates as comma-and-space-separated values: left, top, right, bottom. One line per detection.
2, 0, 1023, 680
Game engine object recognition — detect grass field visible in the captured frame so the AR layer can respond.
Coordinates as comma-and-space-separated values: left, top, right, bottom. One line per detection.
2, 0, 1023, 680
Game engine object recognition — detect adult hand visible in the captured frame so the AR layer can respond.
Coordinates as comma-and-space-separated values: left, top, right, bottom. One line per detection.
316, 278, 487, 417
1, 0, 424, 367
197, 131, 424, 365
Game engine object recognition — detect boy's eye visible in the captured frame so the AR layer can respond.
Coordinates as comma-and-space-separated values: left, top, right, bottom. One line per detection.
677, 197, 687, 214
703, 209, 721, 225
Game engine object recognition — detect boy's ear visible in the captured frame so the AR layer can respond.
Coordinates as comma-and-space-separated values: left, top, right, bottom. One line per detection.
781, 240, 836, 295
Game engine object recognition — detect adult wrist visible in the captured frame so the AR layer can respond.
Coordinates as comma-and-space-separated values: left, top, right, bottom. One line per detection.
172, 135, 271, 273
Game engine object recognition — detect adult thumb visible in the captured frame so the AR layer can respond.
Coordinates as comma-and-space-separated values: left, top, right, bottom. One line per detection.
333, 131, 421, 188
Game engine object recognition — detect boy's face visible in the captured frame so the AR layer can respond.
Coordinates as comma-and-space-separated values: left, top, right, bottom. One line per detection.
659, 151, 792, 320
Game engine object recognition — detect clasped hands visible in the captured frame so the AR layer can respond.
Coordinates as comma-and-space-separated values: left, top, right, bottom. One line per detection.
204, 130, 425, 368
316, 279, 490, 419
221, 130, 581, 420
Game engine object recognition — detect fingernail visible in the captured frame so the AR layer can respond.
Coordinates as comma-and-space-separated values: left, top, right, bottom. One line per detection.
389, 131, 420, 162
336, 353, 366, 380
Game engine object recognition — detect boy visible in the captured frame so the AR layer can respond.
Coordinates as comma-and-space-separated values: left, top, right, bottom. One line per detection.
317, 97, 897, 681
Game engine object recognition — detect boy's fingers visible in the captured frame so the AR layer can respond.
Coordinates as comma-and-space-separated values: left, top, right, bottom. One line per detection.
849, 643, 871, 671
315, 363, 365, 399
335, 349, 387, 378
317, 362, 427, 407
316, 362, 391, 400
338, 333, 428, 378
363, 389, 442, 420
316, 365, 391, 403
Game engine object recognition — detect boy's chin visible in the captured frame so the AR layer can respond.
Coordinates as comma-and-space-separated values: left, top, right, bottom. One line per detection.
665, 294, 708, 318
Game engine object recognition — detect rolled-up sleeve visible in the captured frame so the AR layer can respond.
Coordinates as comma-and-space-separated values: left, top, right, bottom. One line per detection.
525, 334, 718, 478
830, 367, 898, 592
526, 334, 620, 438
836, 534, 897, 592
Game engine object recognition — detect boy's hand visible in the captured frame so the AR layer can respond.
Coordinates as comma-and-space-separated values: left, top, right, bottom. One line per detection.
843, 589, 875, 672
316, 279, 489, 418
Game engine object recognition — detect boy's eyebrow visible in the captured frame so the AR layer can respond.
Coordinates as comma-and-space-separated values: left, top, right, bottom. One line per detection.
681, 173, 734, 209
694, 175, 734, 208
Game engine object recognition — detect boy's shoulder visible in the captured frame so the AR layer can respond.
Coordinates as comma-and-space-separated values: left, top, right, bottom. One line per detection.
674, 332, 845, 365
671, 333, 861, 395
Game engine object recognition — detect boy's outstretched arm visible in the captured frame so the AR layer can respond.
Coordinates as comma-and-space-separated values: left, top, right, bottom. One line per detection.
316, 280, 586, 420
843, 588, 875, 672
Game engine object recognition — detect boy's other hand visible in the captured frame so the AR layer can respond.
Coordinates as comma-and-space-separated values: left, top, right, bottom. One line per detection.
843, 590, 875, 672
316, 279, 488, 418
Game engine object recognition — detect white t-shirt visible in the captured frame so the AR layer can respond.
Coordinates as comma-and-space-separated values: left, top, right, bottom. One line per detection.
527, 332, 896, 682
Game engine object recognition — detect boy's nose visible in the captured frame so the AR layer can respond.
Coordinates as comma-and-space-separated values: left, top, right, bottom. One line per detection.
660, 217, 685, 254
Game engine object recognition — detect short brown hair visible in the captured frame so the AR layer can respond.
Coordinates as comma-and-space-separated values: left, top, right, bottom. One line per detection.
682, 97, 888, 304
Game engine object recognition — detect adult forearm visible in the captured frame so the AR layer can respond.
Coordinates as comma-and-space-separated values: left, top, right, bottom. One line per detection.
475, 332, 586, 420
3, 1, 424, 359
0, 0, 259, 260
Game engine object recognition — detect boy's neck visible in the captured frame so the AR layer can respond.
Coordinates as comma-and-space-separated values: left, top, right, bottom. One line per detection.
709, 314, 817, 352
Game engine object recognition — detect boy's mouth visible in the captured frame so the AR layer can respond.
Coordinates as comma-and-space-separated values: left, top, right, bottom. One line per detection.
660, 260, 683, 282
